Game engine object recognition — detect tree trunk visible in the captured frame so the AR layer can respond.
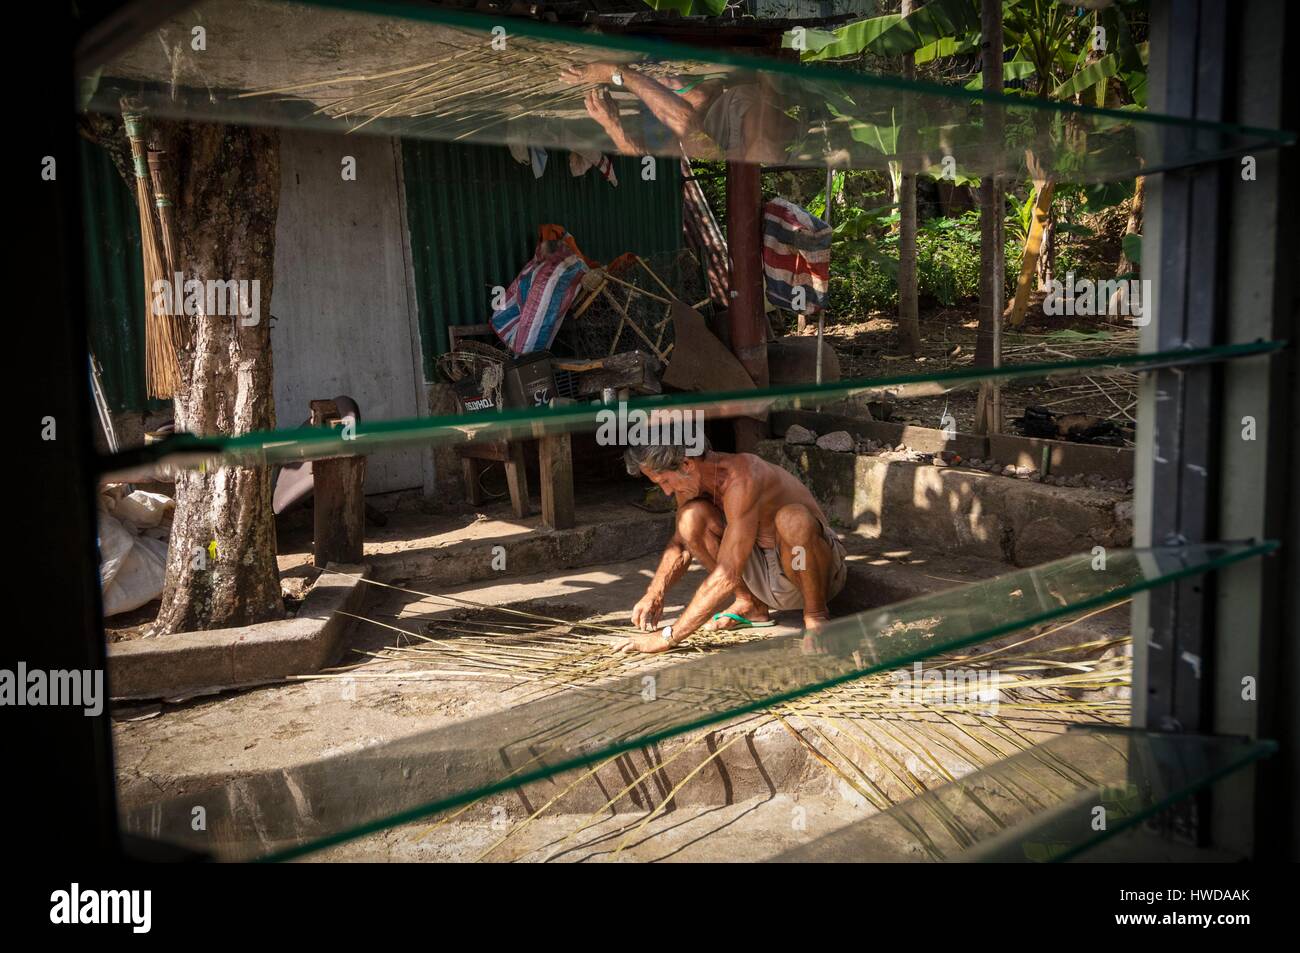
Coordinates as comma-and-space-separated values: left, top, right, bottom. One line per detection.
152, 122, 284, 633
896, 0, 921, 355
1117, 176, 1144, 276
1036, 216, 1056, 291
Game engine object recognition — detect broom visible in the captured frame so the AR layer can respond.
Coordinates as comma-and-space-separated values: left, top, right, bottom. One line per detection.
148, 144, 189, 358
121, 102, 182, 398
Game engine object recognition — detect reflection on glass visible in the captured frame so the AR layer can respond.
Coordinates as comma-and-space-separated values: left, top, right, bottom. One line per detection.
80, 0, 1294, 181
772, 727, 1276, 862
97, 340, 1283, 481
116, 541, 1274, 861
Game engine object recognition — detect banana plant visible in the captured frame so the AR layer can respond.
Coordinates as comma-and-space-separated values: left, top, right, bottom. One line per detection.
639, 0, 730, 14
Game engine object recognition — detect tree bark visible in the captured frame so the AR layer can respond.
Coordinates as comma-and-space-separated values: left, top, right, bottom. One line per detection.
896, 0, 921, 355
1117, 176, 1144, 276
1035, 216, 1056, 291
149, 122, 284, 633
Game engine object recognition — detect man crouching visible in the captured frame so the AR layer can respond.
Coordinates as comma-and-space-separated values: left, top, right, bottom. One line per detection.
617, 435, 848, 654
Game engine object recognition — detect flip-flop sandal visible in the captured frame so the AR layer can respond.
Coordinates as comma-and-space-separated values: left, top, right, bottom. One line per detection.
711, 612, 775, 629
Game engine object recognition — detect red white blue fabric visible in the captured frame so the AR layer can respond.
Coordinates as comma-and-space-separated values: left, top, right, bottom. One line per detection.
762, 198, 832, 314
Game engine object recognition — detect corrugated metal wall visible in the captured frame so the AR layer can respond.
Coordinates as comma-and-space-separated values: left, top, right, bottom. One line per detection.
401, 140, 683, 375
80, 138, 161, 414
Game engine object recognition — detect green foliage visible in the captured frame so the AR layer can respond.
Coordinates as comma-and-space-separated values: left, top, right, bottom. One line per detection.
803, 0, 981, 62
829, 211, 1019, 315
640, 0, 727, 15
1083, 179, 1135, 211
801, 0, 1147, 109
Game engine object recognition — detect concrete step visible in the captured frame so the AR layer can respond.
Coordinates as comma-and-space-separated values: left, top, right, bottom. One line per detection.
759, 438, 1133, 567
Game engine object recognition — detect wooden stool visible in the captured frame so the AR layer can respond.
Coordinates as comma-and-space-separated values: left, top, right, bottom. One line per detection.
458, 440, 529, 520
455, 434, 575, 530
309, 399, 366, 567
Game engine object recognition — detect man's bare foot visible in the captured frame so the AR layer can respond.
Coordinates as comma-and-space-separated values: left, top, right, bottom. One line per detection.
803, 614, 829, 633
704, 598, 771, 631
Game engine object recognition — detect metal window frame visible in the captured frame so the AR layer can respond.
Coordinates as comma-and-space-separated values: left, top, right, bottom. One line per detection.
1133, 0, 1298, 860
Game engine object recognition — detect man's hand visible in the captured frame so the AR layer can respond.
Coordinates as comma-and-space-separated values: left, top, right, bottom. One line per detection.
615, 631, 673, 655
631, 592, 664, 631
560, 62, 618, 85
583, 89, 622, 131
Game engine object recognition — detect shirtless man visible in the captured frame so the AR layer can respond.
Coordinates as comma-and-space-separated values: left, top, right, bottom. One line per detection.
616, 437, 848, 654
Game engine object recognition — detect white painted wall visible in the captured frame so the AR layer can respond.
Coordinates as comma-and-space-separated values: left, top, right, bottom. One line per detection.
270, 130, 427, 494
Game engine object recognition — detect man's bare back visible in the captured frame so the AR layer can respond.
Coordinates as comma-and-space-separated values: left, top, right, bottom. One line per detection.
707, 452, 830, 549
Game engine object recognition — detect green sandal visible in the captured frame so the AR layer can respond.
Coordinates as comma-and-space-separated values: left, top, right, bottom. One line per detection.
710, 612, 775, 629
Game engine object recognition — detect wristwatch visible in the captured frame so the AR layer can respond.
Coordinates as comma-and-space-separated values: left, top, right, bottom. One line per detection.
610, 69, 624, 87
661, 625, 674, 648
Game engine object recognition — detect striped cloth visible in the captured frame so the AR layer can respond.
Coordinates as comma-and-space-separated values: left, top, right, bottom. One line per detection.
762, 198, 832, 314
491, 229, 590, 354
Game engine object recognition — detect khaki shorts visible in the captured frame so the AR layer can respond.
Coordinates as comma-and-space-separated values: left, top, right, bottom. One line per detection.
740, 522, 848, 612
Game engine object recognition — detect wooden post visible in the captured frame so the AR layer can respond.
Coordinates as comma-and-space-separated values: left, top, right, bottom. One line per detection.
462, 456, 483, 505
975, 0, 1006, 435
503, 441, 529, 519
726, 160, 768, 451
313, 454, 366, 567
539, 433, 575, 530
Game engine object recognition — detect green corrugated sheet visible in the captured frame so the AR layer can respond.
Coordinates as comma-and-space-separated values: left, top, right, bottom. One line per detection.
402, 140, 683, 375
80, 138, 161, 414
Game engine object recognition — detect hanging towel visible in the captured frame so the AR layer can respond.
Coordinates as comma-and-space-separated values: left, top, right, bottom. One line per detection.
491, 226, 590, 354
569, 150, 619, 187
762, 198, 832, 314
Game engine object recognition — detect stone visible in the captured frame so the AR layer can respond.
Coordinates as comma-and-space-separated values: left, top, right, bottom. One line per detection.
816, 431, 856, 453
785, 424, 817, 445
1002, 465, 1017, 477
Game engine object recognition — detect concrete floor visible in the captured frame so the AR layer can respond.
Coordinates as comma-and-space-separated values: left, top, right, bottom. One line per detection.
307, 794, 881, 863
112, 518, 1129, 862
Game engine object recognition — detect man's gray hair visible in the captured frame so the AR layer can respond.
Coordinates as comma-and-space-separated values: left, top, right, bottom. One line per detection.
625, 434, 711, 476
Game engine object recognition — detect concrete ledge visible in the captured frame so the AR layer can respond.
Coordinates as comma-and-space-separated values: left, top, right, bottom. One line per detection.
986, 433, 1132, 480
759, 441, 1132, 566
772, 410, 1133, 480
366, 512, 675, 585
108, 563, 369, 701
773, 409, 986, 459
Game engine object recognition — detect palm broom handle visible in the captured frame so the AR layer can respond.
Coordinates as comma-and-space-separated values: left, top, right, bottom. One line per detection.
147, 147, 189, 350
122, 105, 181, 398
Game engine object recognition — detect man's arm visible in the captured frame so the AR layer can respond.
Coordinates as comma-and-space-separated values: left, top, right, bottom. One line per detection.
561, 63, 720, 158
655, 477, 759, 647
631, 535, 692, 630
